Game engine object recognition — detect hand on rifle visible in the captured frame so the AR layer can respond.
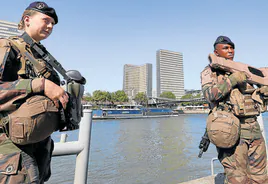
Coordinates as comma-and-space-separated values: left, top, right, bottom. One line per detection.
44, 79, 69, 109
229, 71, 247, 87
259, 86, 268, 99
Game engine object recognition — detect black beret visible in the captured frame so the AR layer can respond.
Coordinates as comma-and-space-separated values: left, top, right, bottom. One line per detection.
26, 1, 58, 24
214, 36, 235, 49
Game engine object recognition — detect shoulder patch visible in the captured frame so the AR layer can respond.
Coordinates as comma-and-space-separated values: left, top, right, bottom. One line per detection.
0, 39, 13, 80
0, 38, 11, 48
201, 66, 213, 86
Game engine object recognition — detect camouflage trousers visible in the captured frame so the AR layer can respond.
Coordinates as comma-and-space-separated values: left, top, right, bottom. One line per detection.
0, 134, 54, 184
218, 137, 268, 184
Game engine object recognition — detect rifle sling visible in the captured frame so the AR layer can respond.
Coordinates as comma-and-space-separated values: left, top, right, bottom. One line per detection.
21, 33, 71, 82
8, 37, 47, 78
23, 51, 48, 77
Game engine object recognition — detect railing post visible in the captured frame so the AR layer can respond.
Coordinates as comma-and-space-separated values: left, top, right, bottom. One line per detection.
74, 109, 93, 184
60, 133, 68, 143
258, 114, 268, 154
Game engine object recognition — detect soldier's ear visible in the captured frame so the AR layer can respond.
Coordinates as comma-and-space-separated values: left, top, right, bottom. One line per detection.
24, 15, 31, 27
214, 50, 219, 56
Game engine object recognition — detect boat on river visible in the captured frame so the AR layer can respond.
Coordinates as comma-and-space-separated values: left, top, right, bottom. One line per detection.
83, 104, 176, 119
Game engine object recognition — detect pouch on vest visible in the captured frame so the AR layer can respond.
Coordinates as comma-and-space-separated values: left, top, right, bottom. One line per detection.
206, 109, 240, 148
252, 89, 267, 113
0, 134, 21, 175
9, 96, 59, 145
229, 88, 260, 117
0, 152, 20, 175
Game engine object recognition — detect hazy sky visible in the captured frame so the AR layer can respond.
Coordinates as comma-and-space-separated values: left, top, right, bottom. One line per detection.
2, 1, 268, 94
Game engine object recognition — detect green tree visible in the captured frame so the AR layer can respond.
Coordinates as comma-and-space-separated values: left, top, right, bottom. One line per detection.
181, 93, 193, 99
134, 92, 148, 105
110, 92, 116, 104
111, 90, 128, 103
83, 92, 92, 102
195, 93, 201, 98
105, 91, 112, 102
181, 93, 203, 106
92, 90, 110, 103
160, 91, 176, 99
181, 93, 192, 106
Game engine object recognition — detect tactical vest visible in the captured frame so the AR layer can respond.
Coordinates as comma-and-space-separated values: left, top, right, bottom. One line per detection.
207, 68, 263, 141
212, 69, 260, 117
8, 36, 60, 85
228, 84, 260, 117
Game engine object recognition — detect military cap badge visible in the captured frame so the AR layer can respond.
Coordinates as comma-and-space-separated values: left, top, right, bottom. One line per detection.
36, 2, 45, 9
218, 37, 224, 42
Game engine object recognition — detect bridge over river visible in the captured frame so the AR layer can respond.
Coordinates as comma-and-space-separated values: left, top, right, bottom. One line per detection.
147, 96, 207, 106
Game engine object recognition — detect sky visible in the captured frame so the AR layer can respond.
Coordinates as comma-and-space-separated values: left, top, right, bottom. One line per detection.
2, 0, 268, 94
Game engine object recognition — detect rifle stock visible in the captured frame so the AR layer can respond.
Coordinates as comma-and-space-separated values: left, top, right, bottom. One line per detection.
208, 54, 268, 86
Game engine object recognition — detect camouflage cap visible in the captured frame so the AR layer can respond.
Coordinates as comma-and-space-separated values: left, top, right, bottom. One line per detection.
214, 36, 235, 49
26, 1, 58, 24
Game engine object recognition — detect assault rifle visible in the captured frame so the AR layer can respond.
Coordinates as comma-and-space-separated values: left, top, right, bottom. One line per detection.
198, 130, 210, 158
208, 54, 268, 86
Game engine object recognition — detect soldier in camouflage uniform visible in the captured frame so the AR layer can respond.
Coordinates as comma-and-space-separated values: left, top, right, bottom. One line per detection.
201, 36, 268, 184
0, 2, 69, 183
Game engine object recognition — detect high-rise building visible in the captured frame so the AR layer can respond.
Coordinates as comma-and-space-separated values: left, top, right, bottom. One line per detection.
152, 89, 157, 98
0, 20, 23, 38
156, 49, 184, 99
123, 63, 152, 99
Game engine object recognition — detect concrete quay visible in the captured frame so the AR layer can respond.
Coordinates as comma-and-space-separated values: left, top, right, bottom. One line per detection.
179, 173, 224, 184
175, 109, 210, 114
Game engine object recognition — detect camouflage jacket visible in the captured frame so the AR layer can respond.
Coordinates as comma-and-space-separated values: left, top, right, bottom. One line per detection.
0, 35, 60, 112
201, 65, 233, 109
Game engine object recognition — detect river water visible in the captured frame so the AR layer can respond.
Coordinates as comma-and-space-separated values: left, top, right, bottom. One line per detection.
47, 113, 268, 184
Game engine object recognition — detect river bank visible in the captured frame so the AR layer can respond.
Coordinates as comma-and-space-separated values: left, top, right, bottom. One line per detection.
176, 109, 210, 114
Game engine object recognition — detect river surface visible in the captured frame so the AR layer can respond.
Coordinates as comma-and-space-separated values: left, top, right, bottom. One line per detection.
47, 113, 268, 184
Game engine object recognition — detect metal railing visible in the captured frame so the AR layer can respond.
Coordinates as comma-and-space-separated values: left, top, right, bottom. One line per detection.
52, 109, 93, 184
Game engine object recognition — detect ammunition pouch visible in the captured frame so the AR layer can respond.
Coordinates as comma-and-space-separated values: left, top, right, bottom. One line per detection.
59, 70, 85, 131
206, 109, 240, 148
252, 89, 268, 113
229, 88, 260, 117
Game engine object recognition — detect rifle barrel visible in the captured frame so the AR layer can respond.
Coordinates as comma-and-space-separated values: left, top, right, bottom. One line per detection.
198, 149, 203, 158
